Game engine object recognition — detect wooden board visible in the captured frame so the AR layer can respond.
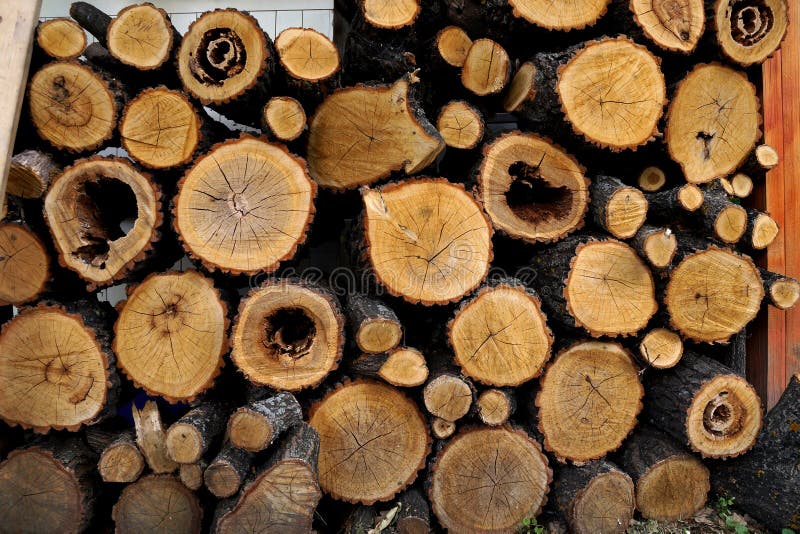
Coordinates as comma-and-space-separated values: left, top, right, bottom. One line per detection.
0, 1, 42, 200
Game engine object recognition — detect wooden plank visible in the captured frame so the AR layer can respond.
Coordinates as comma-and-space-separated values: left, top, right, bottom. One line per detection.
0, 0, 42, 200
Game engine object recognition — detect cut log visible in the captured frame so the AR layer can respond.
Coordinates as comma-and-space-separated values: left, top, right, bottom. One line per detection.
428, 426, 551, 533
646, 184, 705, 222
350, 347, 429, 387
712, 0, 789, 66
711, 373, 800, 532
532, 236, 657, 337
745, 208, 779, 250
0, 303, 116, 433
461, 38, 511, 96
423, 373, 474, 422
361, 178, 492, 305
476, 131, 590, 243
179, 461, 206, 491
430, 417, 456, 440
700, 181, 747, 244
644, 351, 762, 458
448, 279, 553, 386
214, 423, 321, 533
68, 2, 111, 47
205, 442, 254, 498
275, 27, 340, 106
0, 438, 97, 533
0, 222, 49, 306
132, 400, 178, 474
106, 3, 178, 70
361, 0, 420, 28
730, 173, 754, 198
557, 37, 666, 151
621, 426, 710, 521
346, 293, 402, 354
262, 96, 306, 142
97, 431, 145, 484
666, 63, 761, 184
435, 25, 472, 68
630, 0, 705, 53
120, 87, 201, 169
174, 136, 316, 274
637, 166, 666, 192
590, 175, 648, 239
395, 488, 431, 534
503, 61, 537, 112
665, 246, 763, 343
307, 73, 444, 190
8, 149, 60, 198
36, 18, 86, 61
44, 156, 161, 289
631, 225, 677, 270
28, 61, 119, 153
639, 327, 684, 369
166, 402, 230, 464
308, 380, 430, 504
342, 506, 378, 534
553, 461, 635, 534
760, 268, 800, 310
476, 388, 516, 426
231, 278, 343, 391
112, 475, 202, 533
437, 100, 484, 149
747, 143, 780, 170
114, 270, 227, 402
536, 340, 643, 462
508, 0, 610, 29
228, 391, 303, 452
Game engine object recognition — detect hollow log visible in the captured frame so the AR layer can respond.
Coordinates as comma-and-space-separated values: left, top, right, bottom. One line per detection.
7, 149, 60, 199
97, 431, 145, 483
350, 347, 429, 387
346, 293, 403, 354
712, 0, 789, 66
228, 391, 303, 452
205, 442, 254, 499
760, 268, 800, 310
476, 388, 516, 426
36, 18, 86, 61
262, 96, 307, 142
166, 401, 230, 464
132, 400, 178, 474
112, 475, 202, 533
590, 175, 648, 239
630, 0, 705, 53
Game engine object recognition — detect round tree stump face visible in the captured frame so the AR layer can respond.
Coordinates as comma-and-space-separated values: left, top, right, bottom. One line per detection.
275, 27, 339, 82
37, 19, 86, 60
714, 0, 789, 66
437, 26, 472, 68
309, 380, 429, 504
263, 97, 306, 141
630, 0, 705, 53
429, 426, 551, 533
112, 476, 201, 534
637, 455, 709, 521
509, 0, 610, 29
449, 284, 553, 386
571, 470, 635, 534
362, 0, 420, 28
537, 341, 643, 462
108, 4, 173, 70
0, 307, 109, 432
0, 223, 49, 306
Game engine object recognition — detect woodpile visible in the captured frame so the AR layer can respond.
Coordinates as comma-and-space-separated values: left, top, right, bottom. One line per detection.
0, 0, 798, 532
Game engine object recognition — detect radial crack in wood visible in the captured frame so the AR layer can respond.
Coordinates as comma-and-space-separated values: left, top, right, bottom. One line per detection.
0, 223, 49, 306
275, 27, 339, 82
630, 0, 705, 53
112, 475, 201, 533
509, 0, 611, 29
107, 4, 176, 70
37, 18, 87, 60
639, 328, 684, 369
437, 100, 484, 150
461, 39, 511, 96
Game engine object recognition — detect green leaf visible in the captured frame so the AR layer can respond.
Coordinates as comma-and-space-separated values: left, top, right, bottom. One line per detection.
781, 530, 795, 534
522, 517, 531, 526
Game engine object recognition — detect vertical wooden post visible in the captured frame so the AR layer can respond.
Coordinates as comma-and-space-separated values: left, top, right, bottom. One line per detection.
0, 1, 42, 200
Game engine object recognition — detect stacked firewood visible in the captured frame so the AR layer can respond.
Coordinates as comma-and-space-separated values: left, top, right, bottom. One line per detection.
1, 0, 799, 532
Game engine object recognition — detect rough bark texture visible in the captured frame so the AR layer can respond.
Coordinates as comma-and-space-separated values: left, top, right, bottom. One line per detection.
166, 401, 230, 464
228, 391, 303, 452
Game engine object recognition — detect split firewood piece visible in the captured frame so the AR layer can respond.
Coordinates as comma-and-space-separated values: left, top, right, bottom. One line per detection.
508, 0, 610, 29
476, 389, 516, 426
28, 61, 119, 153
430, 417, 456, 440
537, 340, 643, 462
205, 443, 254, 499
760, 269, 800, 310
361, 0, 420, 28
435, 25, 472, 68
114, 270, 227, 402
361, 178, 492, 305
36, 18, 86, 60
347, 293, 402, 354
666, 63, 760, 184
307, 73, 444, 190
557, 37, 666, 151
631, 225, 677, 271
448, 280, 553, 386
665, 246, 763, 343
0, 438, 97, 532
461, 38, 511, 96
699, 181, 747, 244
231, 279, 344, 391
646, 184, 704, 222
423, 373, 475, 423
639, 327, 684, 369
477, 131, 590, 243
174, 136, 316, 274
532, 236, 657, 337
503, 61, 537, 112
0, 303, 117, 433
428, 426, 551, 533
97, 431, 145, 484
8, 150, 60, 198
745, 208, 779, 250
350, 347, 429, 387
713, 0, 789, 66
711, 373, 800, 532
437, 100, 484, 149
553, 460, 635, 534
730, 173, 754, 198
132, 400, 178, 474
120, 87, 201, 169
621, 426, 710, 521
112, 475, 202, 533
0, 222, 49, 306
179, 461, 206, 491
637, 166, 667, 192
228, 391, 303, 452
262, 96, 306, 142
644, 351, 762, 458
630, 0, 705, 53
309, 380, 430, 504
590, 175, 648, 239
214, 423, 321, 533
166, 402, 230, 464
275, 27, 340, 105
44, 157, 161, 289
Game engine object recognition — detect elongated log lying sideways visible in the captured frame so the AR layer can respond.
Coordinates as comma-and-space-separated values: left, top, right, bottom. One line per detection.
0, 0, 798, 532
